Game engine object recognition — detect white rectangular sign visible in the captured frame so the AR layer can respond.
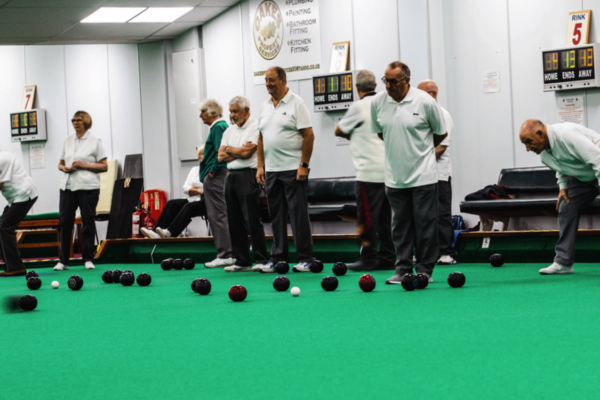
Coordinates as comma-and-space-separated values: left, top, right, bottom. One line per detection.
482, 70, 500, 93
29, 143, 45, 169
557, 95, 586, 126
249, 0, 322, 84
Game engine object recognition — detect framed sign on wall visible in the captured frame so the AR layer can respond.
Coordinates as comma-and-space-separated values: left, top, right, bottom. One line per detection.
566, 10, 591, 46
329, 41, 350, 73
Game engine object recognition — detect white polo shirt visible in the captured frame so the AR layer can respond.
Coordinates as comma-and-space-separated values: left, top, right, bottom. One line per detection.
0, 151, 38, 205
337, 93, 385, 183
221, 117, 260, 170
182, 166, 203, 203
258, 89, 312, 172
371, 87, 446, 189
541, 122, 600, 189
436, 107, 453, 182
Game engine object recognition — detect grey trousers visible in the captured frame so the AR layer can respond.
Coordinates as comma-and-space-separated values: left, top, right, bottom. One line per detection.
224, 168, 269, 266
355, 181, 395, 266
438, 178, 457, 257
386, 183, 439, 275
203, 168, 233, 259
265, 170, 314, 263
555, 177, 600, 266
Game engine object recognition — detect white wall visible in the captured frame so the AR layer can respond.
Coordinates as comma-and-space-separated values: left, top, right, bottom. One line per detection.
0, 45, 144, 240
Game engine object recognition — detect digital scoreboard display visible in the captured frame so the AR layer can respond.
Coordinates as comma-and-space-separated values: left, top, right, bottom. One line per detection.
312, 71, 357, 112
542, 44, 600, 91
9, 109, 47, 142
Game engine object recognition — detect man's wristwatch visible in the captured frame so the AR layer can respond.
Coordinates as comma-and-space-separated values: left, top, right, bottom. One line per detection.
300, 162, 309, 168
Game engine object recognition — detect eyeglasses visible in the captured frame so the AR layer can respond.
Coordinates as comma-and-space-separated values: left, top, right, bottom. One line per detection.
71, 118, 83, 123
381, 76, 407, 85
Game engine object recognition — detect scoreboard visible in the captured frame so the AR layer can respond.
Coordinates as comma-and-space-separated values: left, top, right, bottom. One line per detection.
312, 70, 358, 112
542, 44, 600, 91
10, 109, 47, 142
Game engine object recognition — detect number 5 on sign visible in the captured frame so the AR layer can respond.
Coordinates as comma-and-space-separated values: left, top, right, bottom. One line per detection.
566, 10, 592, 46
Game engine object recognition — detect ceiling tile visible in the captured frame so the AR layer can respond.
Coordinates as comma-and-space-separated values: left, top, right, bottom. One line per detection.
4, 0, 106, 7
150, 21, 200, 36
201, 0, 239, 6
0, 7, 98, 23
0, 22, 73, 38
102, 0, 204, 6
176, 6, 228, 22
58, 22, 167, 38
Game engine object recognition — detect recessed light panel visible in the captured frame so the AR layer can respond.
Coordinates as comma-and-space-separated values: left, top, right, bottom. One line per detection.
129, 7, 194, 23
82, 7, 147, 23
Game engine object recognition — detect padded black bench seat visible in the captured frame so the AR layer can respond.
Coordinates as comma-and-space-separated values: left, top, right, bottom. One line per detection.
460, 166, 600, 221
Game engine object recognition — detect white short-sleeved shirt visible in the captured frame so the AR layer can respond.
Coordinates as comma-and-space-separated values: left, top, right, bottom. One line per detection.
221, 117, 260, 170
541, 122, 600, 190
258, 89, 312, 172
60, 131, 107, 161
371, 87, 446, 189
0, 151, 38, 205
436, 107, 453, 181
337, 93, 385, 183
182, 166, 203, 203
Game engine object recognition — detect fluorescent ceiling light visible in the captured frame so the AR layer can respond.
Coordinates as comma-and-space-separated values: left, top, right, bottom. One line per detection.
81, 7, 146, 23
129, 7, 194, 23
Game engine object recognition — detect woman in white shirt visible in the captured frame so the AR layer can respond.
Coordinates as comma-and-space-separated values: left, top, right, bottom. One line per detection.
54, 111, 107, 271
0, 151, 38, 276
141, 147, 206, 239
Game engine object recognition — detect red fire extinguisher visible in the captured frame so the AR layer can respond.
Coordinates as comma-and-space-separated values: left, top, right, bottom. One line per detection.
132, 205, 143, 238
144, 211, 155, 232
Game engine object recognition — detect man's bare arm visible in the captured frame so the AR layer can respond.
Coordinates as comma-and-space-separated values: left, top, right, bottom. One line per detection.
226, 143, 258, 159
433, 133, 448, 147
435, 145, 448, 160
334, 125, 351, 141
218, 145, 236, 163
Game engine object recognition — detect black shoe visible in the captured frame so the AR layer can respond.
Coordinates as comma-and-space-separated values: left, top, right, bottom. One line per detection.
348, 261, 378, 271
385, 273, 403, 285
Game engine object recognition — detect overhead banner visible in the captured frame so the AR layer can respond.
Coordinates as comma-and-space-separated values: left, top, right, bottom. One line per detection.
250, 0, 322, 84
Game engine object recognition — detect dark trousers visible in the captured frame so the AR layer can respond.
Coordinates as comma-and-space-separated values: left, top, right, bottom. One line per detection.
59, 189, 99, 264
555, 177, 600, 266
203, 168, 233, 259
386, 183, 439, 275
155, 198, 206, 237
224, 168, 269, 266
265, 170, 314, 263
0, 197, 37, 271
438, 178, 457, 257
355, 181, 395, 266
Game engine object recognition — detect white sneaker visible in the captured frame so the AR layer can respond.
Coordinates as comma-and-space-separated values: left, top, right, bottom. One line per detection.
204, 258, 235, 268
437, 255, 457, 265
259, 262, 275, 273
141, 227, 160, 239
85, 261, 95, 270
53, 262, 68, 271
252, 263, 267, 272
224, 265, 253, 272
156, 227, 171, 239
292, 262, 311, 272
539, 262, 574, 275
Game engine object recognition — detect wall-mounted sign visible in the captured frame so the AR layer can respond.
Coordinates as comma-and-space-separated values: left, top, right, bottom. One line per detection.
249, 0, 322, 84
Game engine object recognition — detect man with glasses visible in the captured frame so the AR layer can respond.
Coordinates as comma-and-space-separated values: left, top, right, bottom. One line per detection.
255, 66, 316, 273
371, 62, 447, 284
334, 70, 394, 272
417, 79, 458, 265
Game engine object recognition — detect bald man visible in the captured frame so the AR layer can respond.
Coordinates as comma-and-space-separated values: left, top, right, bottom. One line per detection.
519, 119, 600, 274
417, 80, 457, 265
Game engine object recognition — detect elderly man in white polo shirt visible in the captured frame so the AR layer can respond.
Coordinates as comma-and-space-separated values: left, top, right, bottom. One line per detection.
0, 150, 38, 277
218, 96, 269, 272
371, 61, 447, 285
335, 69, 394, 271
417, 79, 458, 265
256, 66, 316, 273
520, 119, 600, 275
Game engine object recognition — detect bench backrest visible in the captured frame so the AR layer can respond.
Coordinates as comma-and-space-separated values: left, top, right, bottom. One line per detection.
497, 167, 558, 194
307, 177, 356, 202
